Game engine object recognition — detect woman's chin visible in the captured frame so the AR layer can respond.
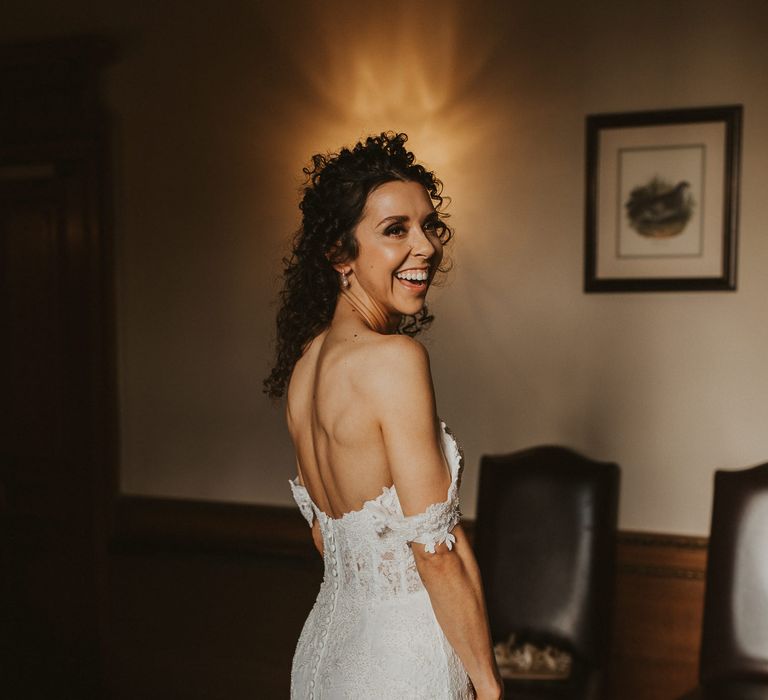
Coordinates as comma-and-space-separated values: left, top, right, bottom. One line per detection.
395, 298, 427, 317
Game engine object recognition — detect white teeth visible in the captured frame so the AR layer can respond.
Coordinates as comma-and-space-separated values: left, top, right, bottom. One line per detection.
395, 270, 428, 282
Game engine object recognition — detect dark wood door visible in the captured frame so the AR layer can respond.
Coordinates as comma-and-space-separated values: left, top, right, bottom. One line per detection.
0, 41, 115, 700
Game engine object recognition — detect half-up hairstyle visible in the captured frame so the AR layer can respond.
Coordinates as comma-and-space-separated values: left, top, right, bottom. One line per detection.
264, 131, 452, 399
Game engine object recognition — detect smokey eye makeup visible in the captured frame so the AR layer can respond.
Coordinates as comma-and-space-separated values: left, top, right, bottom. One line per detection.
382, 214, 445, 239
384, 223, 407, 237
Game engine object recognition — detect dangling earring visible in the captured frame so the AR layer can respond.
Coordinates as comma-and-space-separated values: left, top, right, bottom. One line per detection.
340, 270, 350, 289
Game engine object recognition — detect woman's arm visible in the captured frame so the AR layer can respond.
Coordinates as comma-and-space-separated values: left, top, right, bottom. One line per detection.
365, 336, 502, 698
310, 516, 324, 557
290, 470, 324, 558
412, 526, 502, 699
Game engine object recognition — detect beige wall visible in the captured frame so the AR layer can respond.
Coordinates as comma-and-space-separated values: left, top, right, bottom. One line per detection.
5, 0, 767, 535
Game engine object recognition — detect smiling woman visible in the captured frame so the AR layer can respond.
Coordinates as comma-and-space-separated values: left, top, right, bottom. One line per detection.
265, 133, 502, 698
263, 132, 452, 399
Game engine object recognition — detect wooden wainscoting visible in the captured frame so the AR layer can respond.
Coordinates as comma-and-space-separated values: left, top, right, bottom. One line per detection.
607, 531, 707, 700
110, 498, 707, 700
109, 497, 321, 699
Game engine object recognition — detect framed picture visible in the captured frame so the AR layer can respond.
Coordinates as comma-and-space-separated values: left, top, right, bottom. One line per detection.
585, 105, 741, 292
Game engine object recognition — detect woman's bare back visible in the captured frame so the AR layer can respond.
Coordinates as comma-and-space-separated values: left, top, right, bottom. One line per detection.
286, 325, 396, 519
285, 323, 476, 699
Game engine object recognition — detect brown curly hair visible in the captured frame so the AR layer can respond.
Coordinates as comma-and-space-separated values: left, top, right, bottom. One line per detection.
264, 132, 452, 399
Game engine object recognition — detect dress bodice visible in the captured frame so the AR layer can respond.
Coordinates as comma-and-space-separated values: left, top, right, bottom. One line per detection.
288, 421, 473, 699
288, 421, 464, 602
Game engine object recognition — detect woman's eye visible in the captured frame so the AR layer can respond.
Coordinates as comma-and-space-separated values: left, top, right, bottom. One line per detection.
424, 220, 445, 236
385, 225, 406, 236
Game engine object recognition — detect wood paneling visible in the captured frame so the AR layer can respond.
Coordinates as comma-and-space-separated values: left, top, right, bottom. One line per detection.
112, 498, 708, 699
113, 495, 313, 558
0, 38, 117, 700
110, 498, 322, 699
608, 532, 707, 700
108, 546, 322, 700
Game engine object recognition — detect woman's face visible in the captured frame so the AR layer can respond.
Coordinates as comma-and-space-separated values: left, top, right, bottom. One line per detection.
346, 180, 444, 324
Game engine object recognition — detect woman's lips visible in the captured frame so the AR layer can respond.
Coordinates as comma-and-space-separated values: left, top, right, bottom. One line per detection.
395, 276, 428, 293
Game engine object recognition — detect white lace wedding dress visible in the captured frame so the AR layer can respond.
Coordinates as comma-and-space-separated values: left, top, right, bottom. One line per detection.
288, 421, 474, 699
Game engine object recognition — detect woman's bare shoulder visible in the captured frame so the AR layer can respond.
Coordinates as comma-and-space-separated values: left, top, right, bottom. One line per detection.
354, 332, 430, 373
346, 334, 434, 410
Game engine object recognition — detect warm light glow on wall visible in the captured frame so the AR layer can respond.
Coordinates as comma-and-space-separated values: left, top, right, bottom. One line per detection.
275, 1, 502, 182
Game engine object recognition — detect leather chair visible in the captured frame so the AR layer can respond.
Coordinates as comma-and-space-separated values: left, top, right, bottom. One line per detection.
680, 462, 768, 700
473, 446, 619, 700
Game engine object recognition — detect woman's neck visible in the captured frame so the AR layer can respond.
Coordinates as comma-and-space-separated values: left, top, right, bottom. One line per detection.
338, 287, 399, 334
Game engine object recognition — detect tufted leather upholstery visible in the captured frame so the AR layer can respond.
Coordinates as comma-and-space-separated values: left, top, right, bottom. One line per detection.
474, 446, 619, 699
680, 462, 768, 700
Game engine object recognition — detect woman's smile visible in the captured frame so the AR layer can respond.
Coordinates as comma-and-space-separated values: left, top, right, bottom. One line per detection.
394, 267, 430, 293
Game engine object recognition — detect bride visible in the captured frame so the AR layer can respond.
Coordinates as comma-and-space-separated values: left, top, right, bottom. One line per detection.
265, 133, 502, 699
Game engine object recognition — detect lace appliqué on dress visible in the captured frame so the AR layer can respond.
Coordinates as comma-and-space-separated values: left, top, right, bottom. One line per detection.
368, 420, 464, 553
288, 478, 315, 527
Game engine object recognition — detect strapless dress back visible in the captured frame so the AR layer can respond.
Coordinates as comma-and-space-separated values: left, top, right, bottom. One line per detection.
288, 421, 473, 699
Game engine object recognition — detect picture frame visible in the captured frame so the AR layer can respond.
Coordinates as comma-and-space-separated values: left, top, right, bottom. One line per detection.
584, 105, 742, 292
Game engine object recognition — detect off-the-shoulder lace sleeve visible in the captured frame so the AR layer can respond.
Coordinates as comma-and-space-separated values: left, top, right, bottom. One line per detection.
401, 489, 461, 553
288, 477, 315, 527
369, 421, 464, 554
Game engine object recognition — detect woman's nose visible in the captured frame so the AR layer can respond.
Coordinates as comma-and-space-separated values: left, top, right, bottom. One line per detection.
410, 226, 436, 258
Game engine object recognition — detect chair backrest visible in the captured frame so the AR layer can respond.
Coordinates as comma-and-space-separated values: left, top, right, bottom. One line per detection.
700, 462, 768, 683
474, 446, 619, 667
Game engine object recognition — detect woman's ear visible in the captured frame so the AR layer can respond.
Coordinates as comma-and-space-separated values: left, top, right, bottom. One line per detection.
326, 240, 347, 273
333, 262, 351, 275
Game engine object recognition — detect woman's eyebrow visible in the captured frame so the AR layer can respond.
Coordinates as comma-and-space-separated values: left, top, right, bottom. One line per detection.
377, 211, 438, 228
376, 214, 408, 227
